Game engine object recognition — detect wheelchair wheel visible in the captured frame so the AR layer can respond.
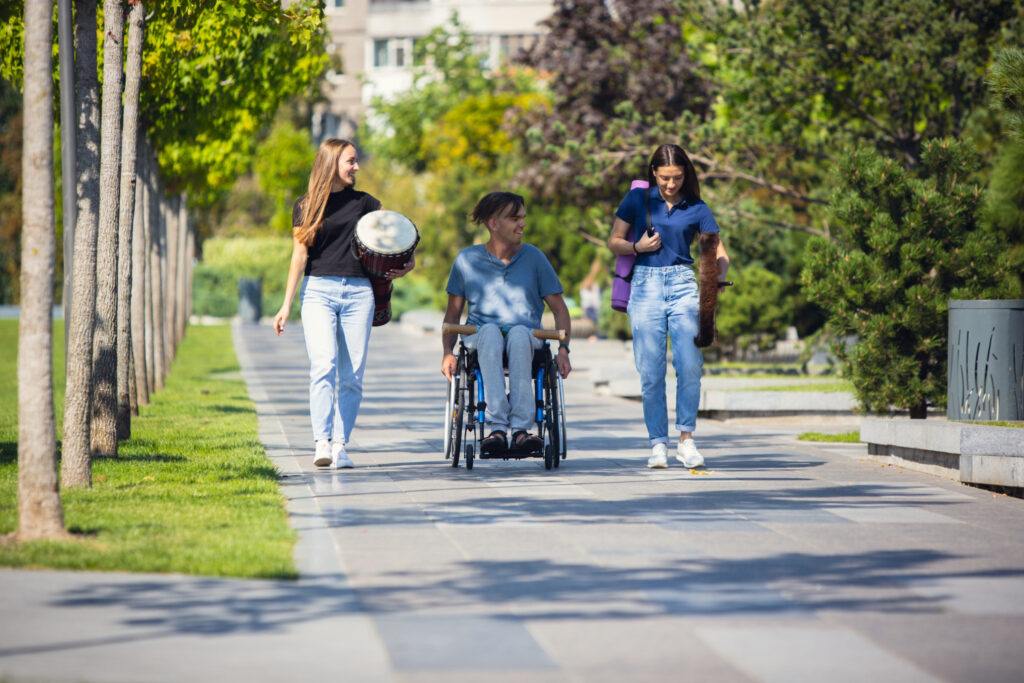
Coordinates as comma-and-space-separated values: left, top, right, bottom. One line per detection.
544, 443, 553, 470
557, 373, 567, 460
448, 359, 465, 468
444, 373, 457, 459
465, 443, 474, 470
544, 369, 561, 466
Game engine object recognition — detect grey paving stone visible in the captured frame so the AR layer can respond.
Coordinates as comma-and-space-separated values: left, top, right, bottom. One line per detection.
373, 615, 555, 670
10, 319, 1024, 682
695, 625, 942, 683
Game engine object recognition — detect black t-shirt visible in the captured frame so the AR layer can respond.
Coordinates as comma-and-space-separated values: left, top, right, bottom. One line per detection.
292, 188, 382, 277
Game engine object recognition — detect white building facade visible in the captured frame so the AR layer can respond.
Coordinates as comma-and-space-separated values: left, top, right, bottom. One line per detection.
316, 0, 553, 141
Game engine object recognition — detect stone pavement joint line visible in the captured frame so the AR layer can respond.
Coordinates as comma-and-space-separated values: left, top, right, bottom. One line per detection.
1, 320, 1023, 683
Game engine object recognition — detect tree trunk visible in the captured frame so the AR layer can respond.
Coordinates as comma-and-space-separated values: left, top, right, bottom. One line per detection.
19, 0, 66, 539
150, 178, 165, 390
90, 0, 125, 457
142, 143, 156, 394
163, 195, 178, 365
176, 196, 188, 342
61, 0, 100, 489
115, 0, 144, 440
910, 402, 928, 419
185, 224, 194, 328
131, 134, 149, 407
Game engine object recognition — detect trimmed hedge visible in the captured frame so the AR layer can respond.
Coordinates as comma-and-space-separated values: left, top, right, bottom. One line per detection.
193, 235, 435, 320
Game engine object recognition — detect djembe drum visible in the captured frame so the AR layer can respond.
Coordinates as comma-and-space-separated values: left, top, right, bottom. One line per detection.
354, 210, 419, 326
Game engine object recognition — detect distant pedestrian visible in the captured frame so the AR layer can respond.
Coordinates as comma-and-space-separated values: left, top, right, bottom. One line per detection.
580, 257, 603, 340
607, 144, 729, 469
272, 138, 413, 469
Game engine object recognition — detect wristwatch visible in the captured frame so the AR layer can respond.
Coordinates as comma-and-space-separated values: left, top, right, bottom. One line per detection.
558, 342, 570, 354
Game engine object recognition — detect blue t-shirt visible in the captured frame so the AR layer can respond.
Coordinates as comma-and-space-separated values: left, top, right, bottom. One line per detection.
615, 185, 719, 267
446, 244, 563, 328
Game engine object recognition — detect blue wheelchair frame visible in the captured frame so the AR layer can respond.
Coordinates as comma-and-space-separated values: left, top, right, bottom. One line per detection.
443, 340, 567, 471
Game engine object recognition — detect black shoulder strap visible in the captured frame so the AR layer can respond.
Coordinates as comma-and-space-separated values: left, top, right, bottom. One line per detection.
646, 193, 652, 237
634, 188, 653, 242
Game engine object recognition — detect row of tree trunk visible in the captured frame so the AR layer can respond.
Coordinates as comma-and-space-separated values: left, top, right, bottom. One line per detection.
18, 0, 194, 540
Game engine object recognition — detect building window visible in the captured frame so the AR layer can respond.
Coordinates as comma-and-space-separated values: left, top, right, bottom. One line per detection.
395, 45, 405, 68
326, 0, 344, 10
374, 39, 388, 67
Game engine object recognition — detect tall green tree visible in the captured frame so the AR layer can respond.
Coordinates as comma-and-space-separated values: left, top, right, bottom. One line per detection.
90, 0, 126, 459
62, 0, 101, 488
18, 0, 66, 539
987, 47, 1024, 142
254, 118, 316, 235
512, 0, 712, 206
141, 0, 327, 206
802, 139, 1015, 418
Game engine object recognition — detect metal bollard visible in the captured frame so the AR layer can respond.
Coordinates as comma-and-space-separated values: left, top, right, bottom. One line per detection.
238, 277, 263, 324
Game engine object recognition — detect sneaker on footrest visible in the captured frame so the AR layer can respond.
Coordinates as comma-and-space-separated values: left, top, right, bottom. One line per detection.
480, 430, 508, 456
512, 431, 543, 453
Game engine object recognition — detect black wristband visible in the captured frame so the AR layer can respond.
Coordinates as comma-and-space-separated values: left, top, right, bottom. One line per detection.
632, 242, 638, 255
558, 342, 570, 353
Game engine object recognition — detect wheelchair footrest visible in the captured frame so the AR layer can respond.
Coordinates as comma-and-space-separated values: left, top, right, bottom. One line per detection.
479, 449, 544, 460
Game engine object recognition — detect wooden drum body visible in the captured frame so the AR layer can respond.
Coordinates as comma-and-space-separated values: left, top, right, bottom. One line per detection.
354, 210, 420, 326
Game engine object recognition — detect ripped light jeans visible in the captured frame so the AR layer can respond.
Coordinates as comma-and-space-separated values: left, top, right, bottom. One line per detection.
627, 265, 703, 445
300, 275, 374, 444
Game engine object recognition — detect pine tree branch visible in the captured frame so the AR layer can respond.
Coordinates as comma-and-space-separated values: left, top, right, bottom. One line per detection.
596, 148, 826, 205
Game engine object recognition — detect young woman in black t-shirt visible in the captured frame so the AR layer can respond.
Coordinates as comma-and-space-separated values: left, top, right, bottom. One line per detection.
273, 138, 413, 468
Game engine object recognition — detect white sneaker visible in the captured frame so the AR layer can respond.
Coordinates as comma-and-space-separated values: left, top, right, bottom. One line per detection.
314, 439, 332, 467
332, 441, 354, 469
648, 443, 669, 469
677, 439, 705, 468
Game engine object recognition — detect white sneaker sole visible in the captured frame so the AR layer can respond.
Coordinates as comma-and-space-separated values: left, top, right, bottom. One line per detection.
648, 460, 668, 469
677, 455, 705, 468
334, 459, 354, 469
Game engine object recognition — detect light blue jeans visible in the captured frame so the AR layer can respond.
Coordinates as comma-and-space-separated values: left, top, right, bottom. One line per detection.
463, 323, 541, 435
300, 275, 374, 444
627, 265, 703, 445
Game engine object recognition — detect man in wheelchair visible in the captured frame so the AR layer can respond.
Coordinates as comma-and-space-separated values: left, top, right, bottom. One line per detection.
441, 192, 572, 456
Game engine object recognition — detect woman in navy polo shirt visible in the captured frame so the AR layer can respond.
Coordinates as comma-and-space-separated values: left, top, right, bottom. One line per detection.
607, 144, 730, 469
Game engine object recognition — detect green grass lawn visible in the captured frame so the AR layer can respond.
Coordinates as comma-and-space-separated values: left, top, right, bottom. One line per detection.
0, 320, 296, 578
797, 431, 861, 442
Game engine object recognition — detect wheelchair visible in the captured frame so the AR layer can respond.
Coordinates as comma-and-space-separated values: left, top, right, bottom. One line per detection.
443, 339, 567, 470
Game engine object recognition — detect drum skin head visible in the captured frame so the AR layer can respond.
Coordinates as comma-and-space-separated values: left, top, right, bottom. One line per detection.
355, 210, 419, 255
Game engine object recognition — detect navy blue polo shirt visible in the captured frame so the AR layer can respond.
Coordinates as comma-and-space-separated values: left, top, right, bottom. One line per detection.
615, 185, 719, 267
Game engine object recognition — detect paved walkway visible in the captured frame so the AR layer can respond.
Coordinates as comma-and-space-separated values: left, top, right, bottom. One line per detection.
2, 320, 1023, 682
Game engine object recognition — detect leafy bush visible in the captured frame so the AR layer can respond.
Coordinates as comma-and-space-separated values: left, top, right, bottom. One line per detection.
193, 234, 436, 321
193, 236, 294, 318
802, 139, 1015, 418
717, 264, 790, 351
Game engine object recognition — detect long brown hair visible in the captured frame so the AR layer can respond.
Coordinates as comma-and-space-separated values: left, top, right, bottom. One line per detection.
647, 144, 701, 201
294, 138, 354, 246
